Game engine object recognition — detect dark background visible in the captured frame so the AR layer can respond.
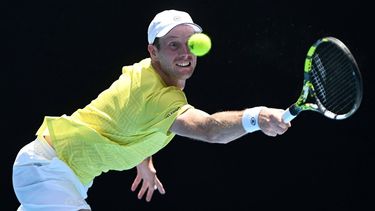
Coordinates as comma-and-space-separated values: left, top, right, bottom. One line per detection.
4, 0, 374, 210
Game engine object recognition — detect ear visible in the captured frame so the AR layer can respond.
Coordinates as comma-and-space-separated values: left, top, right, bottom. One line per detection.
148, 44, 158, 60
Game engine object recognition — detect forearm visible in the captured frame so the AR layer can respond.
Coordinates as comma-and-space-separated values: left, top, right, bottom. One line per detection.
204, 110, 247, 143
171, 109, 249, 144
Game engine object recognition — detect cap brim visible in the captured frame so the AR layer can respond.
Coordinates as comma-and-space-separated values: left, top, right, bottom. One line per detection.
156, 23, 203, 39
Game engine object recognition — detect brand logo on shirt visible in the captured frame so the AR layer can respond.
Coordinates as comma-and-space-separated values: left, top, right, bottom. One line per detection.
166, 107, 180, 118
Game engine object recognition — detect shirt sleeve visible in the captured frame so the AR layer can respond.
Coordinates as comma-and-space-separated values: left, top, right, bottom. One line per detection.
144, 87, 191, 135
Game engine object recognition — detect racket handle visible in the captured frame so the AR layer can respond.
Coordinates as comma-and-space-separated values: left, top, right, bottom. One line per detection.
282, 108, 297, 123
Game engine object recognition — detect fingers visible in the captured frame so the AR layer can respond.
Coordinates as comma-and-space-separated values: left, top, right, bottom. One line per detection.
155, 177, 166, 194
131, 175, 142, 192
131, 174, 151, 201
132, 176, 166, 202
137, 184, 146, 200
145, 184, 155, 202
263, 116, 291, 137
259, 108, 292, 137
141, 180, 164, 202
277, 122, 290, 135
273, 110, 291, 135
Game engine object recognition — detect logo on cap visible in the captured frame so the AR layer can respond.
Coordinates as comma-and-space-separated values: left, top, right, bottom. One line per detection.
173, 15, 182, 22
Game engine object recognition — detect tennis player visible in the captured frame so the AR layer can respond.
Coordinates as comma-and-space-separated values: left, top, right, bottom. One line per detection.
12, 9, 291, 210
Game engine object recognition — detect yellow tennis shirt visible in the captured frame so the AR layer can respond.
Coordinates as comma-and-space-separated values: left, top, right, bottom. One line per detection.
36, 58, 191, 185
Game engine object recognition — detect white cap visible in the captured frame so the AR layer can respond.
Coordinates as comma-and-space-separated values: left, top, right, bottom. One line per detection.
147, 10, 202, 44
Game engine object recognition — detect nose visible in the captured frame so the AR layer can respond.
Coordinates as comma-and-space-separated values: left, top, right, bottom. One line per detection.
180, 43, 191, 55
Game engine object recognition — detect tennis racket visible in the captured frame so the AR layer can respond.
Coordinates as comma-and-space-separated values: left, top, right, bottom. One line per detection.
282, 37, 363, 123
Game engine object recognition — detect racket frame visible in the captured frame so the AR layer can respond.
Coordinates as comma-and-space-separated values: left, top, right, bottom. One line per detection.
282, 37, 362, 123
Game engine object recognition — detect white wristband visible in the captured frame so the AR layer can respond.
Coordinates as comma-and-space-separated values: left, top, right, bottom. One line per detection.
242, 107, 263, 133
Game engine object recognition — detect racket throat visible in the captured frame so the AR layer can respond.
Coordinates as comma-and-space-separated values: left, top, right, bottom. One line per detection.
289, 104, 302, 116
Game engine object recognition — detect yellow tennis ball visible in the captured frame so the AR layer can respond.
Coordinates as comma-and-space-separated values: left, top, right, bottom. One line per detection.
188, 33, 212, 56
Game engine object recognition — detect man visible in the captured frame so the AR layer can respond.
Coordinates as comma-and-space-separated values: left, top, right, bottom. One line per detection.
12, 9, 290, 210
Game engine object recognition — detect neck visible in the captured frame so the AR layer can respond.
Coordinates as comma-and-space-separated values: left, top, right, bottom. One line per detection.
151, 61, 185, 90
176, 80, 186, 90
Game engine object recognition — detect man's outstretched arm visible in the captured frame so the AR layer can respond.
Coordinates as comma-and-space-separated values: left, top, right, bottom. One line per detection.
170, 106, 291, 144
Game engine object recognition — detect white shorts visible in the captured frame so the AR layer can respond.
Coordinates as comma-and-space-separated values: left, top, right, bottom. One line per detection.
12, 138, 92, 211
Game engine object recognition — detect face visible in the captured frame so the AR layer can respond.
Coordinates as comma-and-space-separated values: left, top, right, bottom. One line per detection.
148, 25, 197, 87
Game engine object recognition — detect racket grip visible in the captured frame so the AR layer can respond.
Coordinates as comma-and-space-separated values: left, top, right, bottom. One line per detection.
282, 108, 297, 123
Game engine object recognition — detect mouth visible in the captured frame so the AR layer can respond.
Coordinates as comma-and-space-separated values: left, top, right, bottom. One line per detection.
176, 61, 191, 67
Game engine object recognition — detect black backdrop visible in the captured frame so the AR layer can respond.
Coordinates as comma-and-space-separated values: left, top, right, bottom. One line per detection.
4, 0, 374, 210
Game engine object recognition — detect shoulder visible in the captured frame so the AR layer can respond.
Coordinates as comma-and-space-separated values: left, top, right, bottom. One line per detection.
121, 58, 151, 74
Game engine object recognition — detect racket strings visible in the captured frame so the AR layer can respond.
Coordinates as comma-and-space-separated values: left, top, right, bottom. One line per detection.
312, 61, 356, 113
310, 42, 359, 114
312, 57, 355, 102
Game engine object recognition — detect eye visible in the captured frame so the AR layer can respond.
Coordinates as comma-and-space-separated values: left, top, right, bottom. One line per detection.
168, 42, 179, 49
